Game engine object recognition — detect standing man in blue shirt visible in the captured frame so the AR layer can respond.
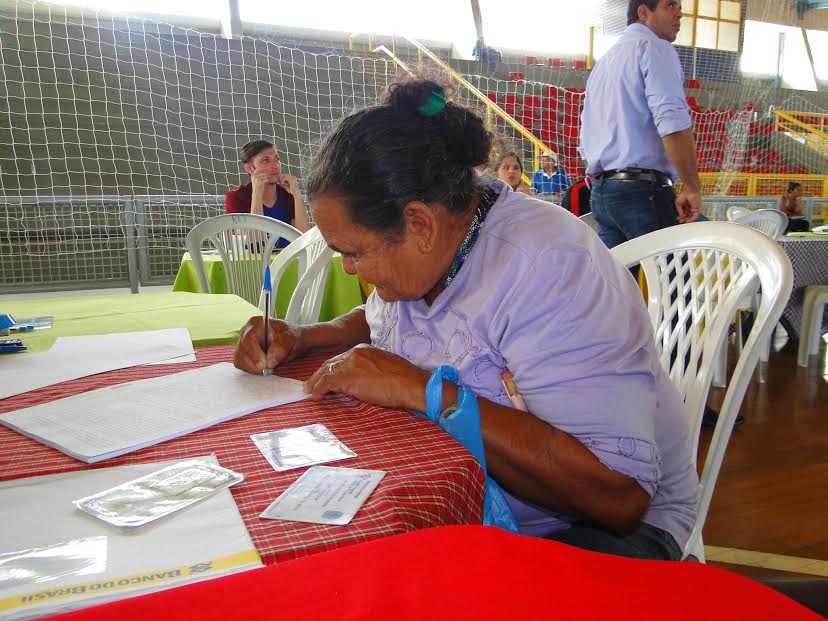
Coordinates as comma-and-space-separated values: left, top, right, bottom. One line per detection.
580, 0, 701, 248
531, 151, 572, 196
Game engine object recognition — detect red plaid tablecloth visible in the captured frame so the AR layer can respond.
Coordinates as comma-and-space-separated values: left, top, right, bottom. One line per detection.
777, 237, 828, 339
0, 346, 485, 564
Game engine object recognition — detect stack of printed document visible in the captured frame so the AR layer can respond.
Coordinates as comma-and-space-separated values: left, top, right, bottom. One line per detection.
0, 455, 262, 621
0, 329, 195, 400
0, 363, 308, 463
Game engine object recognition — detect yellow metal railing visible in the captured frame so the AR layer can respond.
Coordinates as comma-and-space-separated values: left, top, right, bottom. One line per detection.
774, 109, 828, 156
402, 37, 556, 186
676, 173, 828, 197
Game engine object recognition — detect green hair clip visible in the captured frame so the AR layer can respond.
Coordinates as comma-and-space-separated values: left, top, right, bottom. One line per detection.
418, 90, 447, 117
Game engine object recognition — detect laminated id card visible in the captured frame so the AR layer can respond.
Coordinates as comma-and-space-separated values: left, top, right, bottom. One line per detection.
251, 424, 356, 472
260, 466, 385, 526
74, 459, 243, 527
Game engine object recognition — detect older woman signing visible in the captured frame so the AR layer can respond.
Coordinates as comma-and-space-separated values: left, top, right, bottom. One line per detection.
234, 79, 698, 560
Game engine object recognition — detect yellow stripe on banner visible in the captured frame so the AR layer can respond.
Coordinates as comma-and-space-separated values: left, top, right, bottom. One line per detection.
0, 549, 261, 613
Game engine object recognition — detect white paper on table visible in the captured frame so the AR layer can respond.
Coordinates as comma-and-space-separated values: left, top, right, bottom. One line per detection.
0, 363, 308, 463
143, 352, 197, 366
0, 455, 262, 621
260, 466, 386, 526
0, 329, 195, 400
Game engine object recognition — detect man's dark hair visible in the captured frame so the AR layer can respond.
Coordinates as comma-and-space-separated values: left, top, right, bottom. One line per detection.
787, 182, 802, 193
627, 0, 660, 25
240, 140, 274, 164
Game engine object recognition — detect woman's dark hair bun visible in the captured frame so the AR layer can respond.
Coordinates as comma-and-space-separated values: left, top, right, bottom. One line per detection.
383, 79, 446, 116
383, 78, 488, 169
307, 77, 493, 234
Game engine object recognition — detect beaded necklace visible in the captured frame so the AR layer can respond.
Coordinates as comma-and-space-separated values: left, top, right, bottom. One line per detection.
443, 180, 502, 286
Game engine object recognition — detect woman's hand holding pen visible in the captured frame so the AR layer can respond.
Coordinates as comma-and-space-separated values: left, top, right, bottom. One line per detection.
234, 317, 306, 375
304, 344, 431, 411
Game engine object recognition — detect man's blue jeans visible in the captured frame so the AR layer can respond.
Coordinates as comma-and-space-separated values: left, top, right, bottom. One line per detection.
590, 178, 679, 249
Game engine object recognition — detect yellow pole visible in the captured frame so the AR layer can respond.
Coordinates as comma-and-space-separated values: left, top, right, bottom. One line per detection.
348, 33, 359, 52
404, 37, 555, 158
587, 26, 594, 70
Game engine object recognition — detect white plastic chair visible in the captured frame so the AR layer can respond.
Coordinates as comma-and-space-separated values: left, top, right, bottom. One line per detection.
731, 209, 788, 240
258, 226, 335, 325
724, 209, 789, 383
578, 212, 599, 233
610, 222, 792, 561
185, 213, 301, 306
797, 285, 828, 367
725, 205, 751, 221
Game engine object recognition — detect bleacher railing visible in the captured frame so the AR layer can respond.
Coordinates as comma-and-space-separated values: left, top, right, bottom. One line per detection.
0, 195, 224, 294
774, 109, 828, 158
2, 195, 825, 294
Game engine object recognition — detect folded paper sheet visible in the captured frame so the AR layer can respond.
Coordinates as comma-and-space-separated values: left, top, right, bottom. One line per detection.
0, 455, 262, 621
0, 363, 308, 463
0, 329, 195, 400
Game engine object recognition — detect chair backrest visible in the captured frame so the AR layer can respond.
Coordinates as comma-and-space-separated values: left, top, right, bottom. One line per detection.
258, 227, 335, 325
185, 214, 302, 306
732, 209, 788, 240
578, 212, 600, 232
610, 222, 792, 560
725, 205, 751, 221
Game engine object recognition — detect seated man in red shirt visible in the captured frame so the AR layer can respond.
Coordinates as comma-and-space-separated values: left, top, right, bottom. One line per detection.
225, 140, 311, 233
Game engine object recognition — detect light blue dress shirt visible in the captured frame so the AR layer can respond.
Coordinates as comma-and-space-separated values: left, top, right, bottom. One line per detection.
579, 23, 692, 181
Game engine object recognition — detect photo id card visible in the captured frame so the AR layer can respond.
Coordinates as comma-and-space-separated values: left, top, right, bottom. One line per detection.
259, 466, 385, 526
251, 424, 356, 472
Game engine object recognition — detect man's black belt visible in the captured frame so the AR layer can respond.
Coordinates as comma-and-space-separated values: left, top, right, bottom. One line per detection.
593, 169, 673, 186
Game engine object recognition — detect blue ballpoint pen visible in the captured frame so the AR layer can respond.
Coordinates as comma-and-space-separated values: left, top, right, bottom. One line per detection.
261, 265, 272, 377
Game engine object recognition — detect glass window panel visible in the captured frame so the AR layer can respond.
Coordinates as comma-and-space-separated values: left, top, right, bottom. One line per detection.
780, 28, 817, 91
806, 29, 828, 80
720, 1, 741, 21
717, 21, 740, 51
741, 20, 783, 76
675, 16, 695, 47
683, 0, 696, 15
695, 18, 718, 49
44, 0, 223, 17
697, 0, 719, 18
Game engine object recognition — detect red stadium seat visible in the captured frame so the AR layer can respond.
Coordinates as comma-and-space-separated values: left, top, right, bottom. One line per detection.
547, 58, 565, 67
542, 96, 558, 111
523, 95, 541, 108
526, 56, 539, 65
687, 79, 701, 88
540, 128, 558, 143
572, 60, 587, 70
508, 72, 526, 82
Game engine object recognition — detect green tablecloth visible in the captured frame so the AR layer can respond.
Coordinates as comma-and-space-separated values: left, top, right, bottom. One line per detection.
172, 253, 364, 322
2, 292, 261, 353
